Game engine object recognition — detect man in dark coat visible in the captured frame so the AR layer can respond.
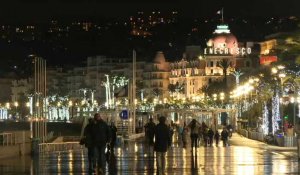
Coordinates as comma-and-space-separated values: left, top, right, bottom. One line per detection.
109, 122, 117, 153
144, 118, 156, 145
92, 113, 111, 174
83, 118, 95, 172
221, 127, 229, 147
154, 116, 170, 175
207, 128, 214, 146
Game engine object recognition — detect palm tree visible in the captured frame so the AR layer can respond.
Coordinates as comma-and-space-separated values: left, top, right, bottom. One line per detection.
168, 84, 176, 97
153, 88, 162, 97
218, 59, 231, 90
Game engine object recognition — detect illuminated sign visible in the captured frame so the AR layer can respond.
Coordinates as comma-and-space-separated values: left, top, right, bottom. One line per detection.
260, 56, 277, 65
204, 47, 252, 55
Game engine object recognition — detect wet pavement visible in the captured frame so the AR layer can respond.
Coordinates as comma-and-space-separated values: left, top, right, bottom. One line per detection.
0, 133, 299, 175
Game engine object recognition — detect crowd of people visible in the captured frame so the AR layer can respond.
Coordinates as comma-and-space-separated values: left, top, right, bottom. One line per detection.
81, 114, 232, 175
144, 117, 233, 175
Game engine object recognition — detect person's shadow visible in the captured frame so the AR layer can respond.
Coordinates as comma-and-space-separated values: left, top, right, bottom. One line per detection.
191, 150, 198, 175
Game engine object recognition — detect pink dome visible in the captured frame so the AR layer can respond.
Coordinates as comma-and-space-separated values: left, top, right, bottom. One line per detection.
211, 33, 238, 49
154, 51, 166, 63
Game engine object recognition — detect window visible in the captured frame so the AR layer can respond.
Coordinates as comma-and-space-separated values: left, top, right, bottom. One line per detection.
211, 61, 214, 67
211, 69, 213, 74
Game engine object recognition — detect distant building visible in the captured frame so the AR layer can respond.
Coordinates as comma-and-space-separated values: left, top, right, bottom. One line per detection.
11, 78, 33, 102
86, 55, 131, 103
143, 51, 170, 101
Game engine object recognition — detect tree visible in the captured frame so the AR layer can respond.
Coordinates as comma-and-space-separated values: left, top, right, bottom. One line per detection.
201, 81, 225, 97
218, 59, 231, 89
153, 88, 162, 97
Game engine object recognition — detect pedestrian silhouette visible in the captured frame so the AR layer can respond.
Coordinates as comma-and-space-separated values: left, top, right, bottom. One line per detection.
92, 113, 111, 174
154, 116, 170, 175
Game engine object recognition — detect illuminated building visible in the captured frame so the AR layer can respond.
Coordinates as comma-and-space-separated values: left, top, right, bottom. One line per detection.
143, 51, 170, 100
169, 23, 257, 98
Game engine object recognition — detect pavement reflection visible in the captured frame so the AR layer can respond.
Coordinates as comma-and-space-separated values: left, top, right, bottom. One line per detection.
0, 134, 298, 174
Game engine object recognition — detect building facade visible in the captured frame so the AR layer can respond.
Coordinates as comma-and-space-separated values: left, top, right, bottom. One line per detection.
143, 51, 170, 101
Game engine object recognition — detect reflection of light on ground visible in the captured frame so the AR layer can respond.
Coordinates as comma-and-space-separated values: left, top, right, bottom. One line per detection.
272, 154, 288, 173
80, 151, 85, 175
134, 143, 138, 153
57, 154, 61, 175
68, 151, 74, 175
234, 147, 255, 175
182, 148, 186, 172
2, 136, 299, 175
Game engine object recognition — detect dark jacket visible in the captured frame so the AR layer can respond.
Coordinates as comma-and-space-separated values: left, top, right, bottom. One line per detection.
221, 130, 229, 140
84, 122, 94, 147
92, 119, 111, 146
110, 125, 117, 143
154, 123, 170, 152
145, 121, 156, 137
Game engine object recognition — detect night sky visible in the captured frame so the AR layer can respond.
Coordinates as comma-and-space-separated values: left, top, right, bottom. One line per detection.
0, 0, 299, 74
0, 0, 299, 21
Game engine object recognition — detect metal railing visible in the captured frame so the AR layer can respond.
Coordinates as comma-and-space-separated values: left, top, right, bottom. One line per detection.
248, 131, 264, 142
0, 133, 14, 146
39, 142, 84, 153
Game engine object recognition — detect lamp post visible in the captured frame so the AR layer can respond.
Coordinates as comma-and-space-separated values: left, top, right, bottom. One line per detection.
6, 102, 10, 119
69, 101, 73, 120
14, 102, 18, 119
279, 73, 286, 133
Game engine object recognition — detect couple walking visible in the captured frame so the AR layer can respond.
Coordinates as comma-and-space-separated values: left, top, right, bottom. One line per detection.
145, 116, 171, 175
83, 113, 116, 174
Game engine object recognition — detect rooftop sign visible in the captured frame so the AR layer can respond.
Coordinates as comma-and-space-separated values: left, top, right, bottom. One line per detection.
204, 47, 252, 55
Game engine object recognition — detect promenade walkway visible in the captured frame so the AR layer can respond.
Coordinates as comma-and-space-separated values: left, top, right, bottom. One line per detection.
0, 133, 299, 174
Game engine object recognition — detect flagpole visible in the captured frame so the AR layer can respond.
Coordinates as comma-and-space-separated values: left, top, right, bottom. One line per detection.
222, 8, 224, 23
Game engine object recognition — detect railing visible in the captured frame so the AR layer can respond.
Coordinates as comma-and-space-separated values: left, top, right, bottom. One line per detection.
237, 129, 297, 147
63, 136, 81, 142
39, 142, 84, 153
248, 131, 264, 142
0, 133, 14, 146
238, 129, 248, 138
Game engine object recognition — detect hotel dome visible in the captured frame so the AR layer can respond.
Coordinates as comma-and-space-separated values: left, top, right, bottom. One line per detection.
207, 24, 238, 50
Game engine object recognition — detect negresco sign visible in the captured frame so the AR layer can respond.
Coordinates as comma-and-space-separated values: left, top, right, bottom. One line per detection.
204, 47, 251, 55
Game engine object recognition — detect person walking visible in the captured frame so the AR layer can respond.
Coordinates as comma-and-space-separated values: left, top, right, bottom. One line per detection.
83, 118, 95, 172
221, 127, 229, 147
92, 113, 111, 174
168, 124, 174, 147
207, 128, 215, 146
182, 127, 188, 148
188, 119, 201, 149
154, 116, 171, 175
215, 130, 220, 147
144, 118, 156, 146
109, 122, 117, 153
